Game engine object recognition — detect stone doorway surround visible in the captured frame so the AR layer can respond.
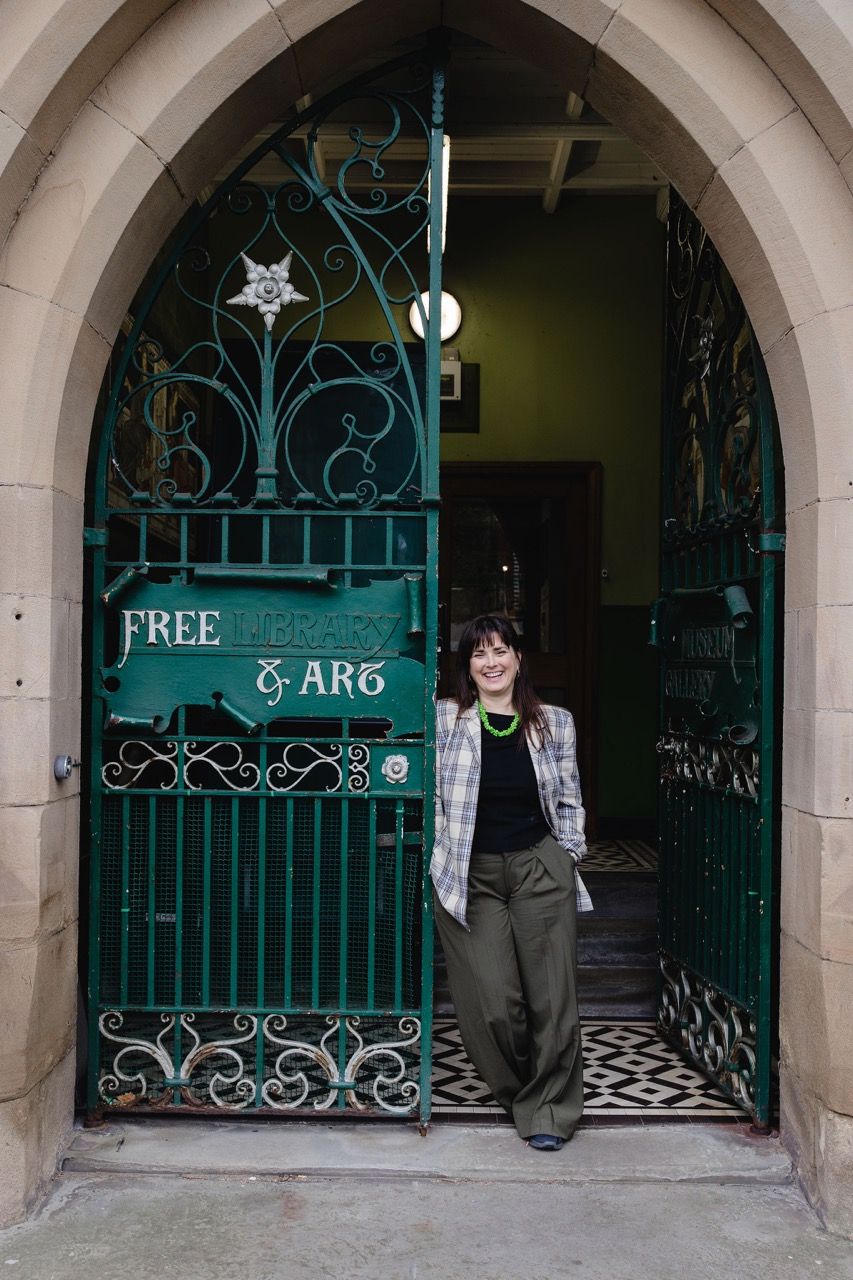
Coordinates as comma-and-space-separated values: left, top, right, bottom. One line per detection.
0, 0, 850, 1236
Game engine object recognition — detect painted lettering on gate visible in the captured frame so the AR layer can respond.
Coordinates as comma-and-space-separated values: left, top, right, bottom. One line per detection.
103, 576, 423, 735
679, 625, 734, 661
664, 667, 717, 701
256, 658, 387, 705
233, 609, 399, 654
118, 609, 221, 668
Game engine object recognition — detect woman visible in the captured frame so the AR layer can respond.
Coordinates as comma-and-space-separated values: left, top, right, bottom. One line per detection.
431, 614, 593, 1149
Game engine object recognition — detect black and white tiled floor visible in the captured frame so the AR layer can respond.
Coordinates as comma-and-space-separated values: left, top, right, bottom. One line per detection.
431, 1019, 747, 1123
581, 839, 657, 872
431, 837, 749, 1123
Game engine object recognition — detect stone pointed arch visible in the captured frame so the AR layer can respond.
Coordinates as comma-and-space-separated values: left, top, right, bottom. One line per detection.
0, 0, 850, 1234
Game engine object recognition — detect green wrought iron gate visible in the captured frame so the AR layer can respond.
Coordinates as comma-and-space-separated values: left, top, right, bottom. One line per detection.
653, 195, 782, 1126
85, 51, 445, 1122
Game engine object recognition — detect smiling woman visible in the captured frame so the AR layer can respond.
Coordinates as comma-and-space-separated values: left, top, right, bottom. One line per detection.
431, 613, 592, 1150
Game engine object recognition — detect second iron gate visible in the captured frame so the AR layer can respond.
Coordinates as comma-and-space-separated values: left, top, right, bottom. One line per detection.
653, 194, 783, 1127
85, 50, 446, 1124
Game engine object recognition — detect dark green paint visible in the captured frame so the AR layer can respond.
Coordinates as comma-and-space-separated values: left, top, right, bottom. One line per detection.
657, 194, 782, 1126
86, 47, 444, 1123
101, 571, 426, 735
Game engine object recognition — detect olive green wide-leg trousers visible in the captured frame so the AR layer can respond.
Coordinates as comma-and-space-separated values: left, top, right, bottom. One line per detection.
434, 833, 585, 1140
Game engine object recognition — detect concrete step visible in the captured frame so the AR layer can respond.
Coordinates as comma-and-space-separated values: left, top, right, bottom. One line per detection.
577, 917, 658, 966
578, 870, 658, 918
61, 1117, 794, 1185
578, 965, 658, 1019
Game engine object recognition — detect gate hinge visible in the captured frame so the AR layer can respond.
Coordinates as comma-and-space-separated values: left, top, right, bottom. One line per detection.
757, 531, 785, 553
83, 526, 108, 547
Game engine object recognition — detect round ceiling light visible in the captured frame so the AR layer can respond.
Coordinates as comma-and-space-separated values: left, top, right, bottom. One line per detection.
408, 291, 462, 342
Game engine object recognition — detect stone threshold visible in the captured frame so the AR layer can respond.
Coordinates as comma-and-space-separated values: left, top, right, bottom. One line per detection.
62, 1117, 793, 1187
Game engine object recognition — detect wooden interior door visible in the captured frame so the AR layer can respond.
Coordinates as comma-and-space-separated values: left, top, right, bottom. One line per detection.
439, 462, 601, 834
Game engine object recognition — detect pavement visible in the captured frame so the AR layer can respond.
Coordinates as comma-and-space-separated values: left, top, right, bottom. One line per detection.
1, 1120, 853, 1280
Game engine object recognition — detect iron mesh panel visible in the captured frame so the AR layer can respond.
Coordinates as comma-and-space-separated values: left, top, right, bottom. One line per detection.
182, 796, 205, 1005
154, 799, 177, 1006
126, 796, 150, 1006
99, 796, 122, 1004
236, 800, 260, 1007
101, 786, 423, 1014
209, 798, 235, 1007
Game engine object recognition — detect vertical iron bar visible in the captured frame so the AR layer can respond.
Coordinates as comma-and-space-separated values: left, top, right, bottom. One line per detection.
230, 797, 239, 1007
312, 797, 322, 1009
394, 799, 404, 1011
175, 745, 184, 1011
367, 800, 377, 1009
339, 794, 350, 1010
284, 797, 294, 1008
254, 797, 267, 1097
420, 45, 446, 1120
706, 783, 712, 983
120, 795, 130, 1006
725, 790, 734, 997
715, 791, 724, 990
147, 796, 157, 1007
202, 797, 212, 1006
338, 786, 350, 1111
257, 780, 268, 1007
732, 798, 742, 998
173, 710, 185, 1103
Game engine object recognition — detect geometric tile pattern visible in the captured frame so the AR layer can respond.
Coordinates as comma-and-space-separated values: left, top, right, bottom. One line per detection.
580, 1022, 743, 1116
581, 839, 658, 872
431, 1019, 746, 1122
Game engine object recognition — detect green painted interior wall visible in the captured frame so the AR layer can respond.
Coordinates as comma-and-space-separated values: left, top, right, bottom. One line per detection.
439, 197, 663, 608
440, 197, 664, 820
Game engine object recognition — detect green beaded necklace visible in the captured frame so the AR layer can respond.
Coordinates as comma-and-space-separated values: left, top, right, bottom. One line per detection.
477, 700, 520, 738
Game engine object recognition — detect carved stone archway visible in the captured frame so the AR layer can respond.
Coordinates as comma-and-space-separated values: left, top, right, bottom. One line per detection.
0, 0, 850, 1233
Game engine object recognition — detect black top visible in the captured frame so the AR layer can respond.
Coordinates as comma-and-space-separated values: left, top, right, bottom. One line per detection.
471, 712, 550, 854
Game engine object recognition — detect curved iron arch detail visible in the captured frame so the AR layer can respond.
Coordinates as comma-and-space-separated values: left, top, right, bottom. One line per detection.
97, 49, 443, 516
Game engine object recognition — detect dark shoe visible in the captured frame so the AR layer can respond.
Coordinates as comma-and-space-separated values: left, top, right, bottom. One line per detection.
527, 1133, 564, 1151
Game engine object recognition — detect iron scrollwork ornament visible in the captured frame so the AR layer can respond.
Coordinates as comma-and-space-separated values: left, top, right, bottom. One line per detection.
261, 1015, 421, 1113
99, 1011, 258, 1109
667, 197, 761, 537
658, 730, 758, 798
104, 60, 436, 512
658, 955, 757, 1113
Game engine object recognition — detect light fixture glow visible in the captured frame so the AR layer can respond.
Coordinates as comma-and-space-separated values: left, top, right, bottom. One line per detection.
408, 291, 462, 342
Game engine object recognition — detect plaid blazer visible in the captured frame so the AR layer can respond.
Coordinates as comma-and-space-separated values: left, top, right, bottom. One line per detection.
431, 699, 594, 927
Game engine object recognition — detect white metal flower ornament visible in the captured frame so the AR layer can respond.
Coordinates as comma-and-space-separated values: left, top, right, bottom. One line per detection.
381, 754, 409, 785
226, 251, 309, 331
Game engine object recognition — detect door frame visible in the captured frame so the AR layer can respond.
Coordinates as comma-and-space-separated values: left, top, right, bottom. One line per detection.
439, 461, 602, 835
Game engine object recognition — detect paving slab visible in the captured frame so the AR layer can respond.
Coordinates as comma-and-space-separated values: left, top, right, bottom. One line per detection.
63, 1116, 793, 1184
3, 1170, 853, 1280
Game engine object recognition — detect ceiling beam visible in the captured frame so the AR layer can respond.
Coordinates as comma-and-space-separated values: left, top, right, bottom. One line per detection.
542, 93, 586, 215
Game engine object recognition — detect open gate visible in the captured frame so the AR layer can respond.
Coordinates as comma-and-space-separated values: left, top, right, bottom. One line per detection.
85, 50, 445, 1122
654, 194, 783, 1126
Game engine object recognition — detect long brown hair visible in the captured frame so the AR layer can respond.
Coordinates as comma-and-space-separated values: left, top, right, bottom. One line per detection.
454, 614, 550, 744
